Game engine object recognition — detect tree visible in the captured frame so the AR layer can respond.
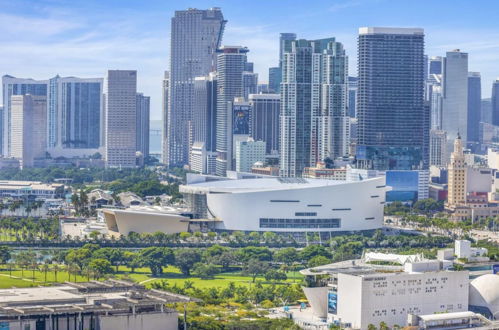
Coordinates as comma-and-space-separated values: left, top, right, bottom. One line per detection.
243, 259, 270, 282
212, 251, 237, 271
0, 246, 11, 264
92, 248, 124, 272
237, 246, 272, 262
175, 249, 202, 276
379, 322, 389, 330
193, 263, 219, 279
264, 269, 287, 282
274, 248, 298, 266
139, 247, 174, 276
299, 245, 332, 261
87, 259, 113, 279
307, 255, 331, 268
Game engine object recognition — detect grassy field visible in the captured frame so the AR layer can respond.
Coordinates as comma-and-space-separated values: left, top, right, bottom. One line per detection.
0, 265, 304, 290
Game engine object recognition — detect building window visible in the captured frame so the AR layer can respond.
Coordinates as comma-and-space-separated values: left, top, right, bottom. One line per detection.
295, 212, 317, 216
371, 195, 379, 198
365, 217, 375, 220
332, 208, 351, 211
259, 218, 341, 229
307, 204, 322, 207
270, 200, 300, 203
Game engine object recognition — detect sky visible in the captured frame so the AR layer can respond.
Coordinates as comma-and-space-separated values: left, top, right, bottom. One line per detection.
2, 0, 499, 120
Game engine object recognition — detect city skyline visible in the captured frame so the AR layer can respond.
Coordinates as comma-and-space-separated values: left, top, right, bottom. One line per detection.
3, 0, 499, 119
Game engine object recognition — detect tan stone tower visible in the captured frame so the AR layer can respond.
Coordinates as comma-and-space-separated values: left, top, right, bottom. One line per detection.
446, 133, 466, 208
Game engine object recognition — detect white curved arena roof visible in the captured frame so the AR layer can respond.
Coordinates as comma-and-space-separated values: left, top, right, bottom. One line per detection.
181, 177, 382, 194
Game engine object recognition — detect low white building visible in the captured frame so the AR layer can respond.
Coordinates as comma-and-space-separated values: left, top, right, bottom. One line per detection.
300, 254, 469, 330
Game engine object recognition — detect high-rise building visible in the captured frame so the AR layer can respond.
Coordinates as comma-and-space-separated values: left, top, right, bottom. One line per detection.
279, 33, 297, 68
105, 70, 137, 168
446, 134, 466, 209
2, 75, 48, 156
428, 56, 443, 75
492, 79, 499, 126
10, 95, 47, 168
48, 76, 103, 149
235, 138, 266, 173
428, 74, 443, 129
249, 93, 280, 155
268, 67, 280, 93
430, 129, 447, 167
442, 50, 468, 144
215, 46, 248, 176
356, 27, 427, 171
467, 72, 481, 143
280, 37, 349, 177
348, 76, 358, 118
162, 71, 170, 164
166, 8, 225, 167
242, 72, 258, 100
136, 93, 150, 159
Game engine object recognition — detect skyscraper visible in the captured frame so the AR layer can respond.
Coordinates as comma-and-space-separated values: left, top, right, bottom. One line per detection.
280, 37, 349, 177
10, 95, 47, 168
235, 138, 266, 173
2, 75, 48, 156
215, 46, 248, 176
467, 72, 481, 143
268, 67, 281, 93
348, 76, 358, 118
242, 72, 258, 100
136, 93, 150, 159
162, 71, 170, 164
442, 50, 468, 144
48, 76, 103, 149
166, 8, 225, 167
249, 93, 280, 155
356, 27, 427, 171
105, 70, 137, 168
429, 129, 447, 167
428, 56, 443, 75
492, 79, 499, 126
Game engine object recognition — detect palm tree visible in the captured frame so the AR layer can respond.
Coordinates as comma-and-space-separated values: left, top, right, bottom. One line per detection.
42, 264, 50, 283
53, 264, 59, 283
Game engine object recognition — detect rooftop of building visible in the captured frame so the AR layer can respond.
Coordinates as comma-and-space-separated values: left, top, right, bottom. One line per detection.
181, 176, 383, 194
0, 180, 64, 190
102, 205, 188, 216
359, 27, 424, 35
0, 280, 196, 317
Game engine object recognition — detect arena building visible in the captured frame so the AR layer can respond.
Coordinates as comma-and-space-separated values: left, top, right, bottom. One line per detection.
180, 174, 387, 233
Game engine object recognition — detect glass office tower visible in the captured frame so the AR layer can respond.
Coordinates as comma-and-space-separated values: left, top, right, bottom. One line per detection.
356, 27, 428, 170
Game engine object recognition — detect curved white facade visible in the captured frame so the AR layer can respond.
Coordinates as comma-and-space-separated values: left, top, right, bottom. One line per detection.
181, 176, 386, 232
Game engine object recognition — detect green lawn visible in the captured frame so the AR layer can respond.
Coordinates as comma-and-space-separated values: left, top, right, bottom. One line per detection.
0, 265, 304, 290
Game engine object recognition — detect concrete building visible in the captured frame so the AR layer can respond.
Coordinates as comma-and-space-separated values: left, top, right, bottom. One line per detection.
300, 255, 469, 329
10, 95, 47, 168
469, 274, 499, 319
2, 75, 48, 156
356, 28, 428, 171
447, 134, 466, 209
0, 280, 193, 330
235, 138, 266, 173
215, 47, 248, 176
180, 174, 387, 234
136, 93, 150, 159
249, 93, 280, 155
467, 72, 481, 143
280, 36, 349, 177
442, 50, 469, 146
430, 129, 447, 167
105, 70, 137, 168
166, 8, 225, 167
302, 162, 347, 180
0, 181, 66, 199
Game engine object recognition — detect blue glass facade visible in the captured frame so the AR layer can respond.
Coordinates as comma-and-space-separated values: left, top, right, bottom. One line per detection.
386, 170, 419, 202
